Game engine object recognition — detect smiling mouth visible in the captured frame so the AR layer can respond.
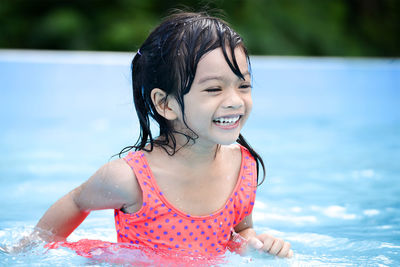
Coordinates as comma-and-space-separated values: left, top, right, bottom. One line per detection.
213, 115, 241, 126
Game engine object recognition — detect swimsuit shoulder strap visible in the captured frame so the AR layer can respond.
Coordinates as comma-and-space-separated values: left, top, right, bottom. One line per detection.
122, 151, 155, 208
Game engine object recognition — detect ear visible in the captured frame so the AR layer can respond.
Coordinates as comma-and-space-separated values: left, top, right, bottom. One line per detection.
150, 88, 179, 121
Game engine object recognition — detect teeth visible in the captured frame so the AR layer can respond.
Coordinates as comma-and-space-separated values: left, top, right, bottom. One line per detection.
213, 116, 240, 125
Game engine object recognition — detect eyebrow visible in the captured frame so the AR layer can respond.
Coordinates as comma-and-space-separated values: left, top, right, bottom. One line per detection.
198, 71, 251, 84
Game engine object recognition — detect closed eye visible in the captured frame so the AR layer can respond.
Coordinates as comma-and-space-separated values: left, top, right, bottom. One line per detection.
239, 84, 252, 89
205, 88, 222, 93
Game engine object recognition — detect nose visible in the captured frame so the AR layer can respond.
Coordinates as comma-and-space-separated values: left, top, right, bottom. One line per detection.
222, 89, 244, 109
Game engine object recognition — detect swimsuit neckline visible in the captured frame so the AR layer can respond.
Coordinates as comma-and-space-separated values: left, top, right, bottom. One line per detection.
137, 145, 246, 220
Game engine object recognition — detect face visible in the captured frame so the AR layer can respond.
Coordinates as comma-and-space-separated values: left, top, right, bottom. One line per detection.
173, 47, 252, 147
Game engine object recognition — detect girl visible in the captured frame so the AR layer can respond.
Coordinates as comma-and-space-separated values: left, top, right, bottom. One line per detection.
8, 12, 293, 259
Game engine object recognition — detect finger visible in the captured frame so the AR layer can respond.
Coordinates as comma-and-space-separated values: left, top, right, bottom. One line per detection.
277, 241, 291, 258
259, 235, 274, 253
257, 233, 274, 242
247, 237, 263, 250
268, 238, 284, 255
288, 249, 294, 258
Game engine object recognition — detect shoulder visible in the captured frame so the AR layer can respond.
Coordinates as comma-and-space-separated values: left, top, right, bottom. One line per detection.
89, 157, 136, 190
223, 143, 252, 160
74, 156, 140, 211
224, 143, 242, 155
220, 144, 242, 166
99, 157, 135, 181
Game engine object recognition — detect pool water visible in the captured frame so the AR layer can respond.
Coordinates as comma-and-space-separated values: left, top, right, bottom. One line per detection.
0, 50, 399, 266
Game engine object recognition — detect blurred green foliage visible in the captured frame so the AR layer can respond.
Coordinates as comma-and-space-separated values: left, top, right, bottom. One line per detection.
0, 0, 398, 56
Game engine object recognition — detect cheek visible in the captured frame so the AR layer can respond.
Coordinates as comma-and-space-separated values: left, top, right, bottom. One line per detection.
182, 105, 207, 127
186, 107, 211, 123
246, 95, 253, 114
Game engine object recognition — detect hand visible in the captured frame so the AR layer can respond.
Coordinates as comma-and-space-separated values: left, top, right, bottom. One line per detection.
0, 242, 28, 254
0, 245, 9, 254
248, 233, 293, 258
0, 230, 49, 255
0, 244, 23, 254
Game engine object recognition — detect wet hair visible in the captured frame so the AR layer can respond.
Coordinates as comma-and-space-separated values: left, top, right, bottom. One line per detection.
120, 12, 265, 185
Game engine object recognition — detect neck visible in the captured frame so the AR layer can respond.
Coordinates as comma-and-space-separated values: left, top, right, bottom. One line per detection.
155, 134, 220, 167
176, 143, 220, 166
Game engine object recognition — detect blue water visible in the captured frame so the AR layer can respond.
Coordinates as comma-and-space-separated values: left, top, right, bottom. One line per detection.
0, 50, 399, 266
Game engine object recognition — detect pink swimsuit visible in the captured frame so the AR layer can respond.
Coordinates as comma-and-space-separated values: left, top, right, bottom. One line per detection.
114, 145, 257, 256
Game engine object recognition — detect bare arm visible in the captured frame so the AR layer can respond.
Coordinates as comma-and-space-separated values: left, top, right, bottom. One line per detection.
234, 213, 293, 258
6, 158, 139, 253
35, 186, 90, 242
37, 158, 138, 240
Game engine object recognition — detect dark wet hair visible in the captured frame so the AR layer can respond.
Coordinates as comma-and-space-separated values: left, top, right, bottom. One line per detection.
120, 12, 265, 185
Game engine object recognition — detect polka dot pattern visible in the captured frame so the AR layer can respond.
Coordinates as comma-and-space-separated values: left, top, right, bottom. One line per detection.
115, 145, 257, 256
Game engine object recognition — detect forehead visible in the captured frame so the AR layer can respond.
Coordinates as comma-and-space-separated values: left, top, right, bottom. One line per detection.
194, 47, 249, 82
